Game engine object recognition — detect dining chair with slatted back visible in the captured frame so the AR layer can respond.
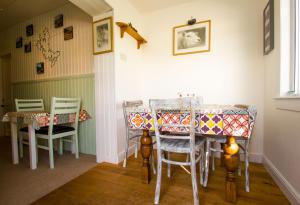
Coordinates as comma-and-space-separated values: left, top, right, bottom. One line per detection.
34, 97, 81, 169
150, 97, 205, 205
15, 99, 45, 158
122, 100, 143, 167
208, 105, 257, 192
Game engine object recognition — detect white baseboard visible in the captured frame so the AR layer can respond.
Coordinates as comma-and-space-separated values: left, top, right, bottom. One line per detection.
263, 155, 300, 205
118, 144, 137, 163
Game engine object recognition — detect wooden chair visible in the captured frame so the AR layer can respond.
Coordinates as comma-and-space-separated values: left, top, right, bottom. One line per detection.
204, 105, 257, 192
122, 100, 156, 174
15, 99, 44, 158
150, 97, 205, 205
23, 97, 81, 169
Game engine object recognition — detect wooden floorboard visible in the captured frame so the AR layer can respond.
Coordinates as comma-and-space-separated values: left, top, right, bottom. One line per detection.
33, 153, 290, 205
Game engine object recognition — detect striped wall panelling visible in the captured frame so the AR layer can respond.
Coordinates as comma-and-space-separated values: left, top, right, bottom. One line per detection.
12, 75, 96, 155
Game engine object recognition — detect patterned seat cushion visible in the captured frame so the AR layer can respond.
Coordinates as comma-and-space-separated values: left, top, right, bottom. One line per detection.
160, 136, 205, 153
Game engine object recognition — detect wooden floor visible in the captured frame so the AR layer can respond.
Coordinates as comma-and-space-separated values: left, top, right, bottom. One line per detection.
33, 153, 290, 205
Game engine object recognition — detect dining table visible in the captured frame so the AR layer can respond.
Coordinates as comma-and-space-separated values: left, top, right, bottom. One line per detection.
126, 104, 257, 203
2, 110, 91, 170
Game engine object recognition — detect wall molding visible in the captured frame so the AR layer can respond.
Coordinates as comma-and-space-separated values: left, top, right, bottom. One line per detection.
118, 144, 137, 163
12, 73, 94, 85
263, 155, 300, 205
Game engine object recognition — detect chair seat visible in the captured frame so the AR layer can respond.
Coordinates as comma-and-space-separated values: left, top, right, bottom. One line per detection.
20, 125, 75, 135
160, 136, 205, 153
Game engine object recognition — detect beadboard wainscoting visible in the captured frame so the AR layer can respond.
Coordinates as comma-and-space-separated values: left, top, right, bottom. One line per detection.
12, 74, 96, 155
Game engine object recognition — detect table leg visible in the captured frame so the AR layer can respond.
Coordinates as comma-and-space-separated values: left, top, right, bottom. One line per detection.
28, 124, 37, 170
10, 122, 19, 164
224, 136, 239, 203
140, 129, 152, 184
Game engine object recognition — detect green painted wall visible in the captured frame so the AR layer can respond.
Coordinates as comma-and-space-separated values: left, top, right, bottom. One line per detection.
12, 74, 96, 155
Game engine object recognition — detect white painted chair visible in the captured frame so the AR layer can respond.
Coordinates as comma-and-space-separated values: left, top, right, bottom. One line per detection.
122, 100, 156, 174
204, 105, 257, 192
150, 97, 205, 205
15, 99, 44, 159
30, 97, 81, 169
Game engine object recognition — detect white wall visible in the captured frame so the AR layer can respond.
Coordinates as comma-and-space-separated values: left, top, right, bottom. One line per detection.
112, 0, 266, 161
263, 0, 300, 204
105, 0, 148, 160
1, 3, 93, 82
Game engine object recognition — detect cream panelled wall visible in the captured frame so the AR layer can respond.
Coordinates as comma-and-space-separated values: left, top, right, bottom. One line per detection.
0, 3, 96, 155
4, 3, 93, 82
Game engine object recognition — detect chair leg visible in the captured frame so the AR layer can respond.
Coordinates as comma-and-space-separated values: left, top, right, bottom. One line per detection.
190, 151, 199, 205
134, 137, 139, 158
74, 134, 79, 159
36, 139, 38, 164
58, 138, 63, 155
203, 139, 211, 187
245, 146, 250, 192
48, 138, 54, 169
154, 150, 162, 205
211, 141, 215, 171
167, 152, 171, 178
123, 135, 130, 168
151, 147, 156, 175
19, 135, 23, 158
200, 145, 205, 186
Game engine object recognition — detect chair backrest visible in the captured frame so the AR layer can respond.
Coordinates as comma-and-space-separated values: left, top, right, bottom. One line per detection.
149, 97, 199, 152
15, 99, 44, 112
49, 97, 81, 134
122, 100, 143, 130
234, 104, 257, 139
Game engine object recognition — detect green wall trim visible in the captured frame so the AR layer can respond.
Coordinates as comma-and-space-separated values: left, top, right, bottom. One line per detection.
12, 75, 96, 155
12, 73, 95, 85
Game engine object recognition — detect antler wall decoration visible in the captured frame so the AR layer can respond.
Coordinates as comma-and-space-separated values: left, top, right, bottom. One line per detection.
35, 27, 61, 67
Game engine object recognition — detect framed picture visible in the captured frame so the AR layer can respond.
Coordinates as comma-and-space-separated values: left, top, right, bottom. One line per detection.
263, 0, 274, 55
26, 24, 33, 36
64, 26, 73, 40
16, 37, 23, 48
54, 14, 63, 28
24, 42, 31, 53
93, 17, 113, 55
36, 62, 44, 74
173, 20, 211, 56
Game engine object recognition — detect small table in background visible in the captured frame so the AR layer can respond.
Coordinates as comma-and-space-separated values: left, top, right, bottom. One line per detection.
2, 110, 91, 170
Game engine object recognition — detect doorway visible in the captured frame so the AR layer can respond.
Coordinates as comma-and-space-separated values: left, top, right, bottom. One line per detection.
0, 54, 12, 137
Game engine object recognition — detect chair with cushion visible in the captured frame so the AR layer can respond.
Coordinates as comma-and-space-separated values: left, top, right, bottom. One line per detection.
122, 100, 156, 174
15, 98, 44, 158
204, 105, 257, 192
150, 97, 205, 205
27, 97, 81, 169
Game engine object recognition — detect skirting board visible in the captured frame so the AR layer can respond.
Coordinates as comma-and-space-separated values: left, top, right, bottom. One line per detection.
263, 156, 300, 205
118, 144, 137, 163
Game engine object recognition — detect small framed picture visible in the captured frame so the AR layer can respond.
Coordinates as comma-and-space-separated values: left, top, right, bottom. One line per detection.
55, 14, 64, 28
64, 26, 73, 40
173, 20, 211, 56
16, 37, 23, 48
36, 62, 44, 74
26, 24, 33, 36
93, 17, 113, 55
263, 0, 274, 55
24, 42, 31, 53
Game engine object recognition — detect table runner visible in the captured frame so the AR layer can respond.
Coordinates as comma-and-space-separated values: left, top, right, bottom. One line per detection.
2, 110, 91, 129
126, 105, 257, 138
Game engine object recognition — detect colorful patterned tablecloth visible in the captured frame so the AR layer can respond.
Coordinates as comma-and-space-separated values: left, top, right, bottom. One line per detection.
126, 105, 257, 138
2, 110, 91, 129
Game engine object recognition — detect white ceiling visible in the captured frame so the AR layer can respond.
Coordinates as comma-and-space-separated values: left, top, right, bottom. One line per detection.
128, 0, 198, 13
0, 0, 69, 31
